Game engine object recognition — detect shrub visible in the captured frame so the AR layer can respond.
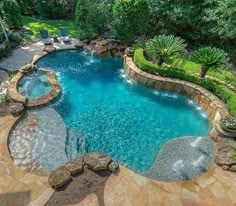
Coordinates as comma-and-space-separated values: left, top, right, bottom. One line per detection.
113, 0, 150, 44
75, 0, 112, 38
0, 0, 22, 29
191, 47, 229, 78
34, 0, 64, 19
16, 0, 35, 15
221, 117, 236, 130
9, 33, 22, 48
0, 94, 10, 106
134, 48, 236, 117
145, 35, 186, 65
34, 0, 76, 19
0, 41, 11, 59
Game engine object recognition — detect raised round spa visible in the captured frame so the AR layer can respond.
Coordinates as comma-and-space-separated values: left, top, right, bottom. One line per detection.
9, 50, 213, 181
17, 70, 52, 99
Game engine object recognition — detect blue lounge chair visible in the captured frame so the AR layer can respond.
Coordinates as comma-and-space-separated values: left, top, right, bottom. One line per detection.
40, 29, 52, 45
59, 28, 71, 43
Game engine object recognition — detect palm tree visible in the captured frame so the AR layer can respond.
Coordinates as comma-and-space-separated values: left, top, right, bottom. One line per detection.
0, 6, 9, 42
145, 35, 186, 65
191, 47, 229, 78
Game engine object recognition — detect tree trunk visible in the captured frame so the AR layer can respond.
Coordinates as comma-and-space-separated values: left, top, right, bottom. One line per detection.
199, 66, 208, 78
157, 56, 164, 65
0, 16, 9, 42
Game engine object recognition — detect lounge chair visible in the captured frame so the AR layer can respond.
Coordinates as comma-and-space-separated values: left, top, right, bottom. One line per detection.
59, 28, 71, 43
40, 29, 52, 45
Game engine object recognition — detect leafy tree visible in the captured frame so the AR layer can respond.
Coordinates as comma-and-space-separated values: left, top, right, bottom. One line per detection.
0, 0, 22, 29
113, 0, 150, 44
75, 0, 112, 38
16, 0, 35, 15
191, 47, 229, 78
0, 7, 8, 41
204, 0, 236, 41
147, 0, 213, 42
34, 0, 64, 19
146, 35, 186, 65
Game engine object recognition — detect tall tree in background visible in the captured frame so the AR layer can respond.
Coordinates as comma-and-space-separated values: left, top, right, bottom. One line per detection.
75, 0, 112, 38
147, 0, 214, 42
0, 0, 22, 29
113, 0, 150, 44
0, 4, 9, 41
205, 0, 236, 41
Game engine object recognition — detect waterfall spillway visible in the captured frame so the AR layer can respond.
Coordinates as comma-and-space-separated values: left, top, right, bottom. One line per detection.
172, 159, 184, 175
190, 136, 203, 148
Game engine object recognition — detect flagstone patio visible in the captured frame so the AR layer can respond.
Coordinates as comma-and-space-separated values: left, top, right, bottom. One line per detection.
1, 113, 236, 206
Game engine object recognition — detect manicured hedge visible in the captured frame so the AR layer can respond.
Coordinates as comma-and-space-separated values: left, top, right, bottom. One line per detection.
134, 48, 236, 117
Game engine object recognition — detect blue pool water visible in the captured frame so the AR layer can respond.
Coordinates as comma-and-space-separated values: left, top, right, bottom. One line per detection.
36, 50, 211, 173
18, 70, 52, 99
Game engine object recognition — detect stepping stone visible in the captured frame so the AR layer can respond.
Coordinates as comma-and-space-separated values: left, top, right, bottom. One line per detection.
48, 166, 71, 189
65, 157, 84, 175
84, 153, 112, 171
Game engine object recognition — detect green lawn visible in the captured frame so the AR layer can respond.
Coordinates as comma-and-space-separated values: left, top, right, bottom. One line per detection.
21, 16, 79, 41
166, 57, 236, 88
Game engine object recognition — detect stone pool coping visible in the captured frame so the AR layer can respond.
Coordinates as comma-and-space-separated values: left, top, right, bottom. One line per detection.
1, 45, 236, 205
8, 68, 60, 107
124, 56, 229, 138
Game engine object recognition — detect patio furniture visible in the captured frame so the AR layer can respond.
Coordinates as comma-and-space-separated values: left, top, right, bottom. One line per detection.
59, 28, 71, 43
53, 36, 60, 43
40, 29, 52, 45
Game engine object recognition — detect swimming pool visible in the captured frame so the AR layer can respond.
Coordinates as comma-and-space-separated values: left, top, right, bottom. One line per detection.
36, 50, 211, 173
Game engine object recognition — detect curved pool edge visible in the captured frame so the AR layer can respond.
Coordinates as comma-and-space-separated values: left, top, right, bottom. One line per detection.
8, 68, 61, 107
1, 45, 236, 205
124, 55, 229, 140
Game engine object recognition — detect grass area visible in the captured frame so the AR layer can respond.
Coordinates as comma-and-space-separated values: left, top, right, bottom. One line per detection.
21, 16, 79, 41
166, 57, 236, 88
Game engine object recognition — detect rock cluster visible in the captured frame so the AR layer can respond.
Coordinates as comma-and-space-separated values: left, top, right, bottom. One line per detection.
48, 153, 119, 189
214, 137, 236, 172
74, 37, 127, 58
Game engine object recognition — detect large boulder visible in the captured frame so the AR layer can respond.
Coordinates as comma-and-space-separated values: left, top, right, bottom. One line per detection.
215, 138, 236, 167
48, 166, 71, 189
84, 153, 112, 171
95, 45, 108, 54
44, 45, 56, 53
96, 40, 108, 46
65, 156, 84, 175
74, 41, 84, 49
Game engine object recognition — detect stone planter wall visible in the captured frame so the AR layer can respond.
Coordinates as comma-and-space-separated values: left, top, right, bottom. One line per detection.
124, 56, 229, 138
8, 68, 60, 107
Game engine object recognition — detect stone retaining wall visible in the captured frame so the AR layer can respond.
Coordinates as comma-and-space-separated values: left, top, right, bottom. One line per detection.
8, 68, 60, 107
124, 56, 229, 137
